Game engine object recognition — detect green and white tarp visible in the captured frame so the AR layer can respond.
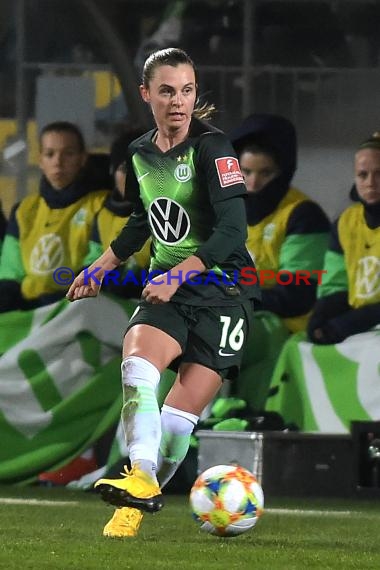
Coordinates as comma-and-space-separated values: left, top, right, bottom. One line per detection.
0, 295, 138, 484
266, 329, 380, 433
7, 293, 378, 486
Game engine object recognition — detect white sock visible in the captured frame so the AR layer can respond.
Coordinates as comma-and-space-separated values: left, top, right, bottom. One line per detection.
157, 404, 198, 488
121, 356, 161, 481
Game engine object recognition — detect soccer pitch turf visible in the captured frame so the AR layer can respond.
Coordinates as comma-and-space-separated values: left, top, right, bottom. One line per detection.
1, 486, 380, 570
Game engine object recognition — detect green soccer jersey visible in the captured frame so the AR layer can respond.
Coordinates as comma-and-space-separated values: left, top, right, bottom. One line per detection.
111, 118, 260, 306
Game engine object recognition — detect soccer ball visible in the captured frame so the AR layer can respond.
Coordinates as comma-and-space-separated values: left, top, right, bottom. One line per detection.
189, 464, 264, 537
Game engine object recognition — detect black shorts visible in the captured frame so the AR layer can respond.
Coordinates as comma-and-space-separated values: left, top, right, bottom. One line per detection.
126, 299, 254, 379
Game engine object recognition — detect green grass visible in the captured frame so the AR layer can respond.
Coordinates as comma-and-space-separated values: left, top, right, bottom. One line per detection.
1, 486, 380, 569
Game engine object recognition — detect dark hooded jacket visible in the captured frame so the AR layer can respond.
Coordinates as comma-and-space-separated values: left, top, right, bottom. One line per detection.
230, 113, 330, 330
230, 113, 297, 225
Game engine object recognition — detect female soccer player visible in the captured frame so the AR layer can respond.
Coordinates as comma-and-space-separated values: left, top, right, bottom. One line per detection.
67, 47, 260, 538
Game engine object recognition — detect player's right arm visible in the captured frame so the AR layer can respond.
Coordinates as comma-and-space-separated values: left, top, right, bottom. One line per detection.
66, 246, 122, 301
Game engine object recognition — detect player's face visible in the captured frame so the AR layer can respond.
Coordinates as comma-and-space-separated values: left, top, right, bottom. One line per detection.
239, 151, 280, 194
355, 148, 380, 205
39, 131, 87, 190
140, 64, 197, 134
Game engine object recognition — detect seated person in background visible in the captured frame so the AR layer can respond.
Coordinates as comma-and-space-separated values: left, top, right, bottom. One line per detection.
37, 130, 151, 487
231, 113, 330, 333
225, 113, 330, 413
0, 121, 109, 312
308, 132, 380, 344
84, 129, 150, 298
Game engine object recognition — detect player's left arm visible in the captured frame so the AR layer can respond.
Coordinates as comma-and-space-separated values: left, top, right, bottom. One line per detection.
194, 132, 248, 268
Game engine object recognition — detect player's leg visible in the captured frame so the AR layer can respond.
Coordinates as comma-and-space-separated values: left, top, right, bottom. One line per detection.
96, 324, 181, 512
158, 363, 222, 487
96, 303, 186, 518
157, 301, 253, 489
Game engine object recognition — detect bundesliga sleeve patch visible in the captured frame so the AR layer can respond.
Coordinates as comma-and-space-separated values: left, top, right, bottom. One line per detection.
215, 157, 245, 188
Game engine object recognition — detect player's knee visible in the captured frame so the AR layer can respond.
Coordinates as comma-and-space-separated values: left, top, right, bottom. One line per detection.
121, 355, 160, 390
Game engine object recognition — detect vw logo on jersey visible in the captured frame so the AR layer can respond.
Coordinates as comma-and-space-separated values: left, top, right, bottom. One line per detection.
72, 207, 87, 226
148, 198, 190, 245
263, 222, 276, 241
355, 256, 380, 299
30, 233, 64, 274
174, 163, 192, 182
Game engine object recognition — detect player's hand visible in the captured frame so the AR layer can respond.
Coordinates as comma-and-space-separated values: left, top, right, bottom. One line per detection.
142, 272, 179, 304
66, 269, 102, 301
66, 247, 122, 302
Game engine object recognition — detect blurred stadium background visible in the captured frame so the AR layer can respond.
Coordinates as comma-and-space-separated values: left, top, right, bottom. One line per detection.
1, 0, 380, 219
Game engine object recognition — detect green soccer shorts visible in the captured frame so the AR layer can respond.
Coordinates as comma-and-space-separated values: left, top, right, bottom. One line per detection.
126, 299, 254, 379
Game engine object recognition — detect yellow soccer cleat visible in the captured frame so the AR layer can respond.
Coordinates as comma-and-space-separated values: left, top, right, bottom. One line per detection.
95, 465, 164, 513
103, 507, 143, 538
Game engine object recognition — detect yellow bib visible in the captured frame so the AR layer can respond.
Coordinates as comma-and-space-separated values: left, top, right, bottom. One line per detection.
17, 190, 107, 300
97, 208, 150, 271
246, 187, 311, 332
338, 203, 380, 308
